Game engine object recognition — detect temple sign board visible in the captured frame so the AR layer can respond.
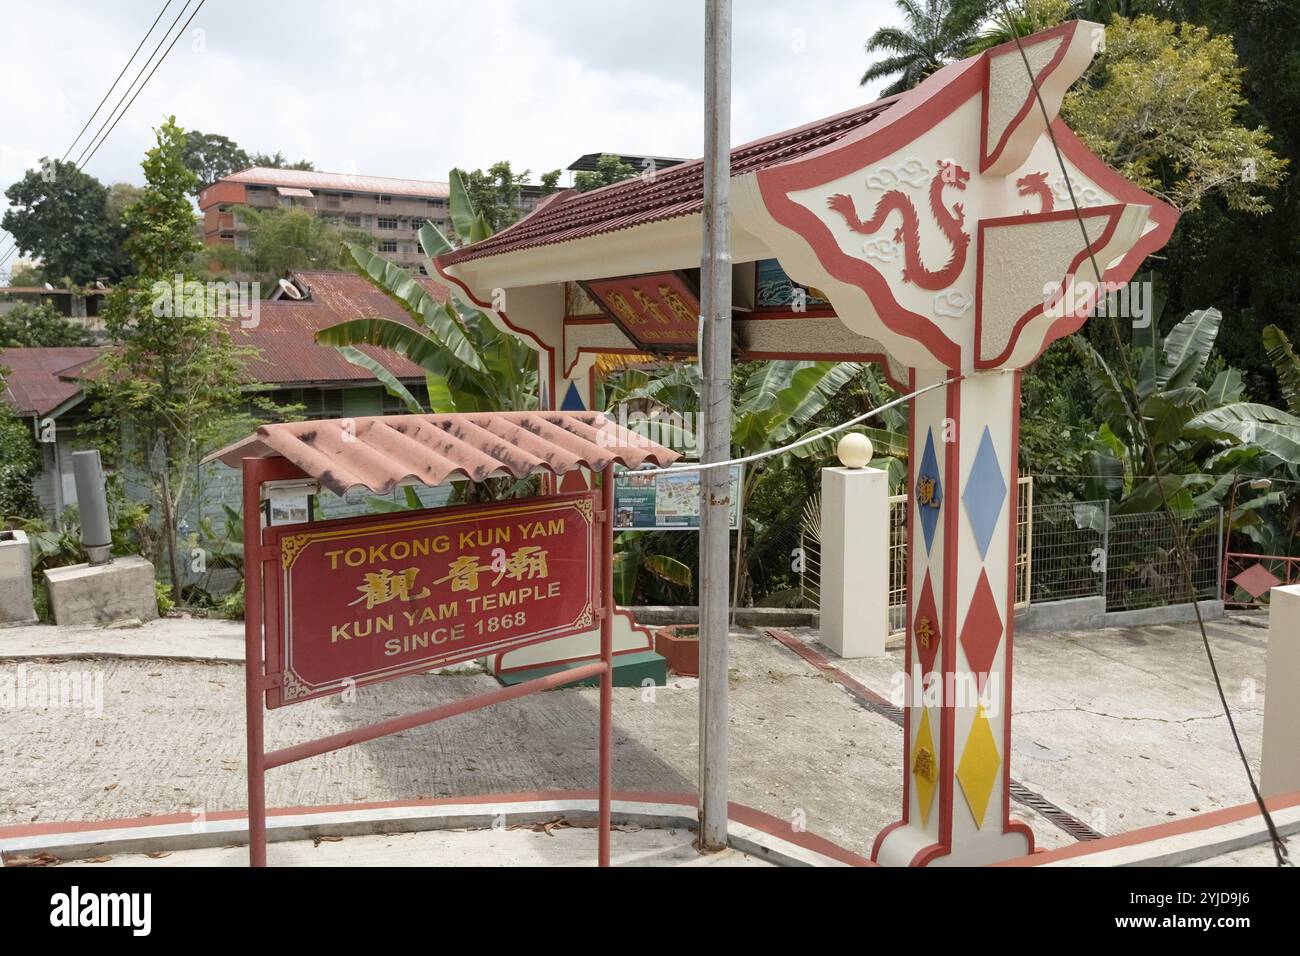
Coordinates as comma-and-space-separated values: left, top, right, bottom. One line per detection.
433, 21, 1176, 866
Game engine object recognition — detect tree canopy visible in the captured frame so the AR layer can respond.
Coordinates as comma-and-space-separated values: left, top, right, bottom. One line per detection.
1, 160, 131, 285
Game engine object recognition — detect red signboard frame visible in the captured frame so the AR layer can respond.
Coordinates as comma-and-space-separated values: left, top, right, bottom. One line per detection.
262, 491, 600, 708
241, 456, 615, 867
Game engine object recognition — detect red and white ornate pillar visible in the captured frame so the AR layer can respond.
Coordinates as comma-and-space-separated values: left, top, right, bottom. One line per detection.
732, 20, 1177, 864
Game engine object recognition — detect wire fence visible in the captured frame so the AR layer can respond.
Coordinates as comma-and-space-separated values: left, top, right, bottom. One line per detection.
1105, 507, 1222, 612
799, 480, 1225, 625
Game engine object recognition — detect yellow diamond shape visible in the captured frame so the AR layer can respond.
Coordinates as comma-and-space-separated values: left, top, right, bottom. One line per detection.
911, 709, 938, 827
956, 706, 1001, 829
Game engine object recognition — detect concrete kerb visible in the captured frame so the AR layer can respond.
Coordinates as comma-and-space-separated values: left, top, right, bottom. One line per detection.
0, 793, 865, 867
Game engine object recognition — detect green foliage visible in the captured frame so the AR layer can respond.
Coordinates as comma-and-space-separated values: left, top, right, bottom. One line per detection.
13, 485, 153, 621
612, 530, 693, 605
574, 155, 637, 193
539, 169, 563, 193
155, 580, 175, 616
249, 150, 314, 171
1069, 309, 1300, 529
966, 0, 1070, 53
5, 260, 45, 286
2, 159, 131, 284
90, 117, 259, 597
605, 360, 903, 605
0, 371, 41, 519
1063, 15, 1288, 214
449, 161, 531, 236
1263, 325, 1300, 415
179, 130, 250, 191
860, 0, 989, 93
0, 301, 95, 347
213, 205, 373, 280
320, 235, 538, 415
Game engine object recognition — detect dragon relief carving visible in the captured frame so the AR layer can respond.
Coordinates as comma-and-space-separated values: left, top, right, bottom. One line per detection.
1016, 170, 1055, 214
827, 159, 971, 291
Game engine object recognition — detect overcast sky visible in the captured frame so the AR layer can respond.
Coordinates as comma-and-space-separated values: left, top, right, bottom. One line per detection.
0, 0, 902, 269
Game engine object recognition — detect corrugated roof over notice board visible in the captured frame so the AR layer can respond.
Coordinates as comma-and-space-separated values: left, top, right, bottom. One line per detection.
206, 410, 680, 496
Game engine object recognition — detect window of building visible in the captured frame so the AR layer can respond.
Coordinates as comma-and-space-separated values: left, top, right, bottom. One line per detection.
378, 217, 399, 230
344, 215, 361, 227
427, 197, 446, 207
379, 240, 398, 253
377, 194, 392, 205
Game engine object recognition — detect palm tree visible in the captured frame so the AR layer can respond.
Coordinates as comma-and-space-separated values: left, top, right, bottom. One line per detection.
966, 0, 1070, 55
861, 0, 989, 94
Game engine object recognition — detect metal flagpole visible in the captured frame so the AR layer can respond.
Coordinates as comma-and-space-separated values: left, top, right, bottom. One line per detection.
698, 0, 733, 851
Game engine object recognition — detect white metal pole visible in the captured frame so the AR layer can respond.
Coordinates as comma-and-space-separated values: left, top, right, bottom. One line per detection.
698, 0, 733, 851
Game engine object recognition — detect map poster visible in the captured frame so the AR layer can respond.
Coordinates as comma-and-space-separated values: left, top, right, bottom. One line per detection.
613, 465, 741, 531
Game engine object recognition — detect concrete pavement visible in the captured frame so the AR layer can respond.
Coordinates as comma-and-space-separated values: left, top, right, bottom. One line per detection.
0, 611, 1275, 862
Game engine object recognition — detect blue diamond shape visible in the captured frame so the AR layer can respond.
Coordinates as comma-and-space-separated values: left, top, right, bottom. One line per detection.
561, 381, 585, 410
916, 429, 943, 556
962, 426, 1007, 561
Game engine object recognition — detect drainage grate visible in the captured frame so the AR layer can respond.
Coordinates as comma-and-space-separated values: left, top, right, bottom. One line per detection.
1008, 782, 1103, 840
762, 628, 1105, 843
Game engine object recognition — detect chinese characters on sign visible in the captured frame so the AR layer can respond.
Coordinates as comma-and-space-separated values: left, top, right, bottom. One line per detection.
582, 272, 702, 351
265, 493, 598, 707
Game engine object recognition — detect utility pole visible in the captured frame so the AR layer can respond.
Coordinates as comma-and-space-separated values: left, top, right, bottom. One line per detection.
698, 0, 733, 852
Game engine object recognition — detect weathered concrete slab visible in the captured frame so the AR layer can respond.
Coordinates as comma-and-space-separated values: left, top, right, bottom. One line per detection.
43, 556, 158, 627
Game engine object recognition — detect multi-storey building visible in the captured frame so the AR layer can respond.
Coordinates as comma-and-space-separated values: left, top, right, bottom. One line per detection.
199, 168, 455, 273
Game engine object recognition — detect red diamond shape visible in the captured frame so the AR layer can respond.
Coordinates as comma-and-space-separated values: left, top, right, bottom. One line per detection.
913, 572, 941, 675
959, 569, 1003, 687
1232, 563, 1281, 599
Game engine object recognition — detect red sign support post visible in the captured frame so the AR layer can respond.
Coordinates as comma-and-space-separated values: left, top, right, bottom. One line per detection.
240, 456, 616, 867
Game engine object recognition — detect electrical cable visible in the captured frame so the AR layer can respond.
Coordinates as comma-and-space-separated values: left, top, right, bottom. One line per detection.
75, 0, 207, 173
0, 0, 178, 272
623, 370, 986, 476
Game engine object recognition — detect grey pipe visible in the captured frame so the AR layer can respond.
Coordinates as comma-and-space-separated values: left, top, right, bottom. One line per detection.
72, 450, 112, 566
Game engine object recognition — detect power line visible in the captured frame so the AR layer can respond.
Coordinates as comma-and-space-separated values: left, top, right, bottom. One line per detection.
0, 1, 178, 272
63, 0, 175, 163
74, 0, 205, 172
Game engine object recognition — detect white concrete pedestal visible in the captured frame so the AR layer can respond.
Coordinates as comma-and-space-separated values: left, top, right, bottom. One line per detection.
0, 530, 37, 626
819, 465, 888, 658
1262, 584, 1300, 798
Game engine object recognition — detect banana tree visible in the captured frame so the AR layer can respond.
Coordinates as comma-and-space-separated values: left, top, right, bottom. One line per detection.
1070, 308, 1300, 547
606, 359, 907, 606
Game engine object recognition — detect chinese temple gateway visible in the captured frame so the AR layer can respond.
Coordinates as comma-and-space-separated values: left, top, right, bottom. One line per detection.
430, 20, 1176, 866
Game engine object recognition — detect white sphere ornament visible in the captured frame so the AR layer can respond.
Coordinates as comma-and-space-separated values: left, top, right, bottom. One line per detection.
836, 433, 874, 469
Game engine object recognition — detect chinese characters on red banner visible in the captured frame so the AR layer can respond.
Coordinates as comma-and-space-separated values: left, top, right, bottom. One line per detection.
266, 493, 598, 707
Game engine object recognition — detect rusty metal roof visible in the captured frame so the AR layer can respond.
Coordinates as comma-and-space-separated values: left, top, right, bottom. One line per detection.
0, 346, 107, 416
206, 410, 680, 495
438, 96, 898, 267
235, 270, 447, 385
